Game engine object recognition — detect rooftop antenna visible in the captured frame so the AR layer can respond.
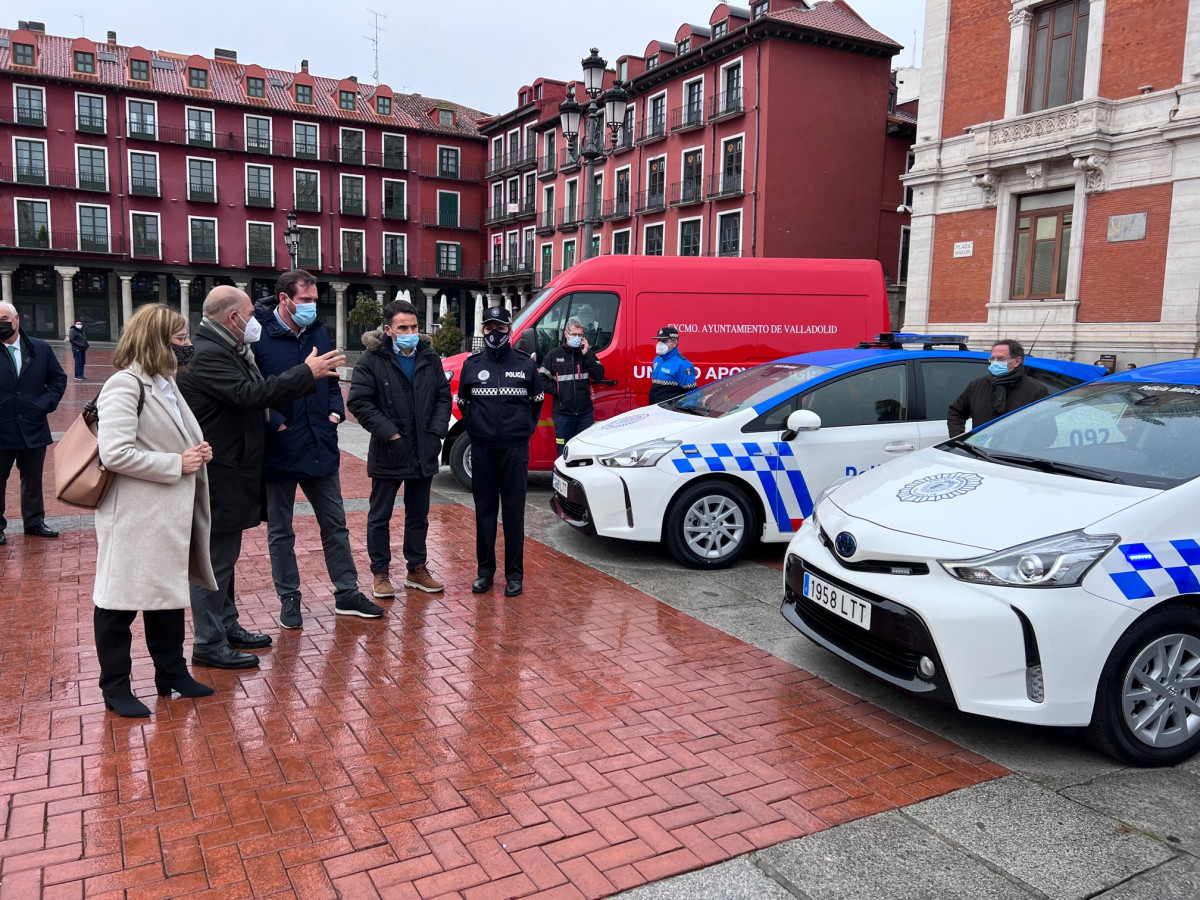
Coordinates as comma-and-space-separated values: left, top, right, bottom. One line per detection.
912, 30, 918, 68
75, 13, 85, 36
365, 8, 386, 83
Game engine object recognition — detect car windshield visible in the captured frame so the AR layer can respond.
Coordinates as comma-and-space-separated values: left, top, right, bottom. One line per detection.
947, 381, 1200, 489
668, 363, 832, 418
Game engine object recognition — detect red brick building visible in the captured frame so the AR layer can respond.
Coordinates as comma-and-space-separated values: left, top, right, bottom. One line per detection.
904, 0, 1200, 364
480, 0, 915, 323
0, 23, 487, 342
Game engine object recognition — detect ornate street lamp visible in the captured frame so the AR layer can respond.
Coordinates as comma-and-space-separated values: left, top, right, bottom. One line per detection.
283, 210, 300, 269
559, 48, 629, 260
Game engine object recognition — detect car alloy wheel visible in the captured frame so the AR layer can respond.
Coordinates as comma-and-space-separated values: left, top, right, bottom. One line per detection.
1120, 632, 1200, 750
665, 480, 757, 569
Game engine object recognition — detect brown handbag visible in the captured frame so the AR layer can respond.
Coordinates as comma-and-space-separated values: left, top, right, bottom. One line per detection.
53, 377, 144, 510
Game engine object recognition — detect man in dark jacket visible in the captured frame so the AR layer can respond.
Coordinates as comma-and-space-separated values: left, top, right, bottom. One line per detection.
68, 319, 89, 380
947, 339, 1049, 437
458, 305, 542, 597
252, 270, 382, 630
540, 316, 604, 455
0, 302, 67, 544
178, 286, 345, 669
348, 299, 451, 599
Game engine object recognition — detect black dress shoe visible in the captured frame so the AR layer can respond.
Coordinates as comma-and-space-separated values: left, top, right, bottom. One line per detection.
23, 524, 58, 538
192, 645, 259, 669
226, 626, 272, 649
155, 673, 215, 698
0, 532, 6, 545
103, 694, 151, 718
504, 579, 523, 597
472, 577, 493, 593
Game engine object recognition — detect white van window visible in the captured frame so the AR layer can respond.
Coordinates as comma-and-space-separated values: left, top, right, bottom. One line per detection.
517, 291, 619, 364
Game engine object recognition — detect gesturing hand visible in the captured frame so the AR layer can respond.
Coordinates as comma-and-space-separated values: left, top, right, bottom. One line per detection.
305, 347, 346, 379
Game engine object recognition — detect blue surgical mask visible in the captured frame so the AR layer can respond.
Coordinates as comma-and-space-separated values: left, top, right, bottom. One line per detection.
291, 302, 318, 327
393, 333, 420, 352
566, 335, 583, 349
988, 361, 1011, 376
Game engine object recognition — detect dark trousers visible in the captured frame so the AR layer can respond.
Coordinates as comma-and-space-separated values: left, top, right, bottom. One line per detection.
0, 446, 47, 532
93, 606, 187, 697
553, 410, 594, 456
189, 529, 243, 653
471, 443, 528, 581
72, 347, 86, 378
367, 474, 432, 575
265, 474, 359, 602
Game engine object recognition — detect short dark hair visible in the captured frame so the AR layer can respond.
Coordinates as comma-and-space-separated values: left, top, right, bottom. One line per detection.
275, 269, 317, 300
383, 299, 419, 325
992, 339, 1025, 359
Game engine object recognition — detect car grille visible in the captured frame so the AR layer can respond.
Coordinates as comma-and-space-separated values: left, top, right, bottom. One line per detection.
557, 494, 588, 520
818, 529, 930, 575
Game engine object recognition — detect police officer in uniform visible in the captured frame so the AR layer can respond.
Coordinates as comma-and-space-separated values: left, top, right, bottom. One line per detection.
648, 326, 697, 404
458, 306, 542, 597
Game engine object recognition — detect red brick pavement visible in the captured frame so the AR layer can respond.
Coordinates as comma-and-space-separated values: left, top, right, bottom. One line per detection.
0, 348, 1007, 898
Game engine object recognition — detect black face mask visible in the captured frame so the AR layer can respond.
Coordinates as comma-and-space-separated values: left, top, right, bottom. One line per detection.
0, 322, 14, 341
172, 344, 195, 368
483, 331, 510, 351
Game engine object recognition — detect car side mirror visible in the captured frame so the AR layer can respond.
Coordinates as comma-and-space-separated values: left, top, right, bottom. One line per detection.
782, 409, 821, 441
514, 328, 535, 357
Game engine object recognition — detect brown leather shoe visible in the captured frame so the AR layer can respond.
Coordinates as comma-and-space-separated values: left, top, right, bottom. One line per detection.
372, 571, 395, 599
404, 563, 444, 593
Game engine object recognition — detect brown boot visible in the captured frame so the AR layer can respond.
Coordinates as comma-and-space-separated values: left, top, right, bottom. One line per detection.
404, 563, 445, 593
372, 571, 395, 599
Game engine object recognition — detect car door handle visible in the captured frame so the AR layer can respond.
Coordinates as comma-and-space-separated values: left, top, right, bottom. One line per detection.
884, 441, 916, 452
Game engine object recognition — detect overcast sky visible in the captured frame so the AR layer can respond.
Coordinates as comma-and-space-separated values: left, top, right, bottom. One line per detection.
28, 0, 926, 114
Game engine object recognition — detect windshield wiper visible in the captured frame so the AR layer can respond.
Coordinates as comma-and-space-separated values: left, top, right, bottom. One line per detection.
942, 440, 993, 461
984, 451, 1126, 484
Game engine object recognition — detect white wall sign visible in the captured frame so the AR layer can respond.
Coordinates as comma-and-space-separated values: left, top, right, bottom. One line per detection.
1107, 213, 1147, 243
953, 241, 974, 258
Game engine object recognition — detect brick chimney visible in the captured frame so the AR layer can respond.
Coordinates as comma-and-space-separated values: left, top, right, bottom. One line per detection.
107, 31, 117, 44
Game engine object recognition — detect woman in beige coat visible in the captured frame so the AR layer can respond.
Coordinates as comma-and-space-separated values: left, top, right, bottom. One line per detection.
93, 304, 217, 717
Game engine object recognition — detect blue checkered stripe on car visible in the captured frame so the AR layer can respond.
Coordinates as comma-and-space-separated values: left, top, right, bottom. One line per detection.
1102, 540, 1200, 600
670, 442, 813, 533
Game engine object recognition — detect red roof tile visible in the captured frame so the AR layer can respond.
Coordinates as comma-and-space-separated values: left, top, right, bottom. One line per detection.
768, 0, 902, 52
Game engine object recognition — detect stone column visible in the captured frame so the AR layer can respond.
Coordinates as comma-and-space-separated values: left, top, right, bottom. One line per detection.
118, 273, 135, 334
915, 0, 951, 144
331, 282, 349, 349
1081, 1, 1107, 101
374, 288, 387, 308
1185, 0, 1200, 83
1003, 10, 1034, 119
473, 291, 485, 337
178, 277, 191, 325
0, 268, 15, 305
234, 280, 248, 295
421, 287, 438, 331
158, 273, 170, 306
55, 266, 80, 334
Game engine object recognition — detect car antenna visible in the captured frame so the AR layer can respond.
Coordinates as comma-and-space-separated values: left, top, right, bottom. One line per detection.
1027, 309, 1052, 356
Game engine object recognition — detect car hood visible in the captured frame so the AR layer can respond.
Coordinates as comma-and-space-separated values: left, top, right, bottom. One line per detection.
569, 405, 723, 453
824, 447, 1157, 553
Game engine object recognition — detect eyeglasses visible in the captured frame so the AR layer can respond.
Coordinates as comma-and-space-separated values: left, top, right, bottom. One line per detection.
989, 356, 1014, 363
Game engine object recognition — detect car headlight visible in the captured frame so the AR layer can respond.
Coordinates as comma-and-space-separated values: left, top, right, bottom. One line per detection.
599, 439, 680, 468
939, 530, 1120, 588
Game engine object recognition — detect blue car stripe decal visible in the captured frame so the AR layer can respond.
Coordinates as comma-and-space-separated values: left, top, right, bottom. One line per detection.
786, 469, 814, 518
755, 471, 789, 533
1103, 540, 1200, 600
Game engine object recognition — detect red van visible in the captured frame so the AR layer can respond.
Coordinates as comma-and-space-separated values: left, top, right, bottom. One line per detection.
441, 255, 890, 487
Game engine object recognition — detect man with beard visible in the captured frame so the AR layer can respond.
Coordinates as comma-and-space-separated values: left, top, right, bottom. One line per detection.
457, 306, 542, 597
947, 339, 1048, 437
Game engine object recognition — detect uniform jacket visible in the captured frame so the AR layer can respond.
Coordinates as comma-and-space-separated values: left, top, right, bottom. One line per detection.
539, 344, 604, 415
0, 332, 67, 450
94, 365, 217, 610
648, 347, 697, 405
250, 307, 345, 482
68, 326, 90, 350
947, 370, 1049, 437
458, 343, 543, 448
177, 323, 316, 532
347, 329, 451, 480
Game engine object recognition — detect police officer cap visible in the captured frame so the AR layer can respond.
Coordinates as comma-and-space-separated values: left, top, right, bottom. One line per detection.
482, 306, 511, 325
653, 326, 679, 341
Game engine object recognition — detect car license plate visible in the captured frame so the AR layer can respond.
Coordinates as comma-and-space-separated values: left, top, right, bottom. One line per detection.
802, 572, 872, 630
552, 472, 568, 497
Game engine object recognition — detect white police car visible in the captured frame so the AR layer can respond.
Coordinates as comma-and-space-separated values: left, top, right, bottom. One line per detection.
781, 359, 1200, 766
551, 334, 1101, 569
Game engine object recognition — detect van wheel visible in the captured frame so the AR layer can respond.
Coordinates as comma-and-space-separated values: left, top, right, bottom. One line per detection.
449, 435, 473, 490
1086, 605, 1200, 766
664, 481, 756, 569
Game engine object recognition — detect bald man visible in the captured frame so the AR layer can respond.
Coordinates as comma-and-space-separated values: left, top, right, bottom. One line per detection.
177, 287, 346, 670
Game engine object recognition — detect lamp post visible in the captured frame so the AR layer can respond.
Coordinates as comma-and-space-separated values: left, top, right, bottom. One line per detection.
283, 210, 300, 270
559, 49, 629, 261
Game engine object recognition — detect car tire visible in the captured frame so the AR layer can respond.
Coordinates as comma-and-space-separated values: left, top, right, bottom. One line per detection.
1086, 604, 1200, 766
449, 434, 473, 490
664, 480, 757, 570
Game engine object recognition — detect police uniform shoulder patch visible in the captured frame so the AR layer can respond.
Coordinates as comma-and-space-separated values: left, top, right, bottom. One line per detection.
478, 370, 490, 381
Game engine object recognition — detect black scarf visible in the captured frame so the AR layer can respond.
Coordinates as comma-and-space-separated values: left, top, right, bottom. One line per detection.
989, 366, 1024, 414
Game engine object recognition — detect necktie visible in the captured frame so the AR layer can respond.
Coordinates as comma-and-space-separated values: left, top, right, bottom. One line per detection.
6, 345, 17, 376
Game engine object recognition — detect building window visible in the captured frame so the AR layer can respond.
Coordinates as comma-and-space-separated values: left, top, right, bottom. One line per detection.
15, 139, 46, 184
129, 100, 156, 139
1012, 192, 1074, 299
685, 80, 703, 125
294, 122, 318, 158
190, 218, 217, 261
76, 94, 105, 132
718, 212, 741, 256
563, 240, 576, 269
294, 170, 319, 211
16, 86, 44, 126
297, 227, 320, 267
130, 58, 149, 81
439, 191, 460, 227
646, 55, 658, 69
78, 205, 109, 252
647, 157, 665, 206
246, 165, 273, 206
616, 169, 631, 215
295, 83, 312, 105
13, 43, 35, 66
617, 59, 628, 81
340, 128, 364, 165
188, 67, 208, 90
752, 1, 768, 20
438, 109, 455, 126
613, 231, 631, 255
650, 95, 666, 136
247, 223, 273, 265
130, 152, 158, 195
77, 147, 107, 191
722, 136, 744, 193
898, 226, 911, 284
1026, 0, 1090, 113
436, 242, 461, 276
188, 158, 216, 202
678, 38, 691, 54
680, 220, 701, 256
622, 105, 634, 145
341, 231, 365, 269
682, 149, 703, 202
383, 179, 406, 218
341, 175, 365, 215
644, 224, 664, 256
187, 108, 214, 146
384, 234, 406, 273
246, 76, 265, 98
131, 213, 160, 257
339, 90, 356, 111
722, 63, 743, 113
74, 50, 95, 74
246, 115, 271, 151
383, 133, 406, 168
713, 20, 728, 39
17, 199, 50, 248
376, 95, 391, 115
439, 146, 460, 178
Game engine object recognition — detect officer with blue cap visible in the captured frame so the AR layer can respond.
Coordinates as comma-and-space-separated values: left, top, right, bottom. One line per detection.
648, 326, 697, 405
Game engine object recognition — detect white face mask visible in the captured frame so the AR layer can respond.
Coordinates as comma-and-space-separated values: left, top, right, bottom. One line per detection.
566, 335, 583, 349
237, 312, 262, 344
655, 341, 669, 356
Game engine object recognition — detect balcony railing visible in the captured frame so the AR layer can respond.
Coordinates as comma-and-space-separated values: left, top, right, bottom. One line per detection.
635, 188, 666, 214
420, 210, 481, 230
16, 106, 45, 127
487, 145, 538, 177
78, 175, 109, 192
710, 89, 744, 120
76, 113, 106, 134
536, 209, 556, 233
383, 255, 408, 274
245, 189, 275, 208
602, 197, 632, 220
708, 172, 744, 198
538, 152, 557, 178
191, 245, 218, 263
128, 120, 157, 140
374, 149, 408, 171
485, 204, 507, 225
671, 105, 705, 132
340, 252, 366, 272
533, 268, 561, 289
557, 205, 579, 231
416, 160, 482, 181
340, 197, 367, 216
0, 228, 118, 253
294, 191, 320, 211
188, 185, 218, 203
293, 142, 320, 160
636, 116, 667, 143
15, 164, 46, 186
187, 128, 214, 148
247, 247, 274, 266
484, 258, 535, 280
669, 179, 705, 206
558, 148, 581, 172
245, 134, 273, 154
422, 262, 481, 281
130, 177, 160, 197
381, 202, 409, 221
297, 251, 321, 269
78, 234, 110, 253
612, 127, 634, 153
1, 163, 79, 188
339, 146, 364, 166
131, 240, 160, 259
